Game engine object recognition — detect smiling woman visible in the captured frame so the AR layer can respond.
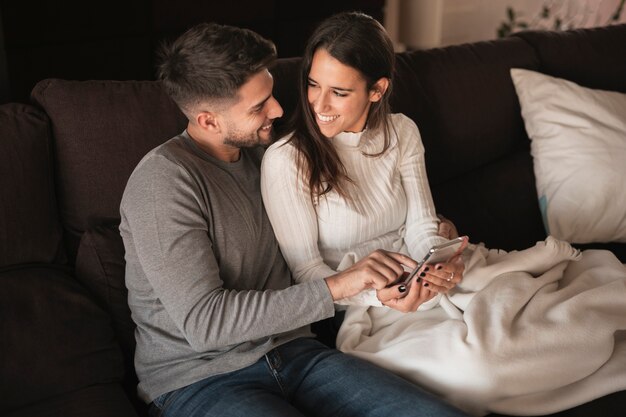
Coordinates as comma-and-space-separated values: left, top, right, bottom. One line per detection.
261, 11, 453, 310
260, 11, 626, 416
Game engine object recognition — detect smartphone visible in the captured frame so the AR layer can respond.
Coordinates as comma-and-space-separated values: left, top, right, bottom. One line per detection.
403, 236, 469, 285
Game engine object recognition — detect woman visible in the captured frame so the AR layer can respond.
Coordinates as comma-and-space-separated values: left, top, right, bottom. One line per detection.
261, 11, 626, 417
261, 11, 464, 311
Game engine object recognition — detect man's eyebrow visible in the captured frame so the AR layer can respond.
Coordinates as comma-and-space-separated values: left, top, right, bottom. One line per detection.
307, 77, 353, 93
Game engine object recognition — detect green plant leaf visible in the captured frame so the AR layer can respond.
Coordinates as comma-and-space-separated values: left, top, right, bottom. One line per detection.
507, 7, 516, 21
611, 0, 625, 21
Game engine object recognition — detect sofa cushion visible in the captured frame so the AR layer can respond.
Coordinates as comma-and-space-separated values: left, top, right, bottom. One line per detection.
514, 24, 626, 94
512, 68, 626, 244
73, 219, 143, 412
74, 219, 135, 368
30, 79, 187, 260
0, 103, 66, 267
431, 150, 547, 252
0, 266, 125, 412
390, 37, 546, 250
392, 36, 538, 184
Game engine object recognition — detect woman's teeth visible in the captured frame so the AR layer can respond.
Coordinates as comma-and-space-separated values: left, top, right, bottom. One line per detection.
317, 113, 339, 122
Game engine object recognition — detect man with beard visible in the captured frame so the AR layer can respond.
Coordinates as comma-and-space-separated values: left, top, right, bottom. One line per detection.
119, 22, 467, 417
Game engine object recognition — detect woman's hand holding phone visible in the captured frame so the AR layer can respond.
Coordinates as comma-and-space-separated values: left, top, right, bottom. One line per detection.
377, 236, 468, 311
378, 276, 439, 312
404, 236, 468, 292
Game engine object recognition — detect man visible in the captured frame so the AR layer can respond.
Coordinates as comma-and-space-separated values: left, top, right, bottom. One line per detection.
119, 22, 467, 417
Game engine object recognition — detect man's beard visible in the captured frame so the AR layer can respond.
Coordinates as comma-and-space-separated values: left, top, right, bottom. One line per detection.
223, 125, 272, 148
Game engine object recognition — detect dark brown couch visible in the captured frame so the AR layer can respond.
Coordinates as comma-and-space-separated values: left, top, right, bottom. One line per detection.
1, 24, 625, 417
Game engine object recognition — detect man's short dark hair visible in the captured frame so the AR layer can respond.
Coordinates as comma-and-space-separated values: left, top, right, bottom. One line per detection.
157, 22, 277, 115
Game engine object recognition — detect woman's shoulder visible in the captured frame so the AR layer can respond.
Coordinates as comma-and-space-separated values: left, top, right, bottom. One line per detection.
262, 132, 299, 169
389, 113, 419, 131
389, 113, 422, 138
387, 113, 424, 153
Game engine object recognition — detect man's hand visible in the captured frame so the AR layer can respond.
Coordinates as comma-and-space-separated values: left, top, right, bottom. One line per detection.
324, 250, 417, 301
437, 214, 459, 239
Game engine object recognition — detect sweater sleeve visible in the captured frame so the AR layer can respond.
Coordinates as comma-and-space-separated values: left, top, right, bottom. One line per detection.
395, 114, 447, 260
261, 140, 337, 282
121, 155, 335, 352
261, 140, 383, 307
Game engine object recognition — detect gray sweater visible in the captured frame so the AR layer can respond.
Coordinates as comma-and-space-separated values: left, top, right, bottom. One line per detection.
119, 132, 335, 402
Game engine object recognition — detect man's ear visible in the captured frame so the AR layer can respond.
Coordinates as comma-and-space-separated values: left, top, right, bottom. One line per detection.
369, 77, 390, 102
196, 111, 221, 133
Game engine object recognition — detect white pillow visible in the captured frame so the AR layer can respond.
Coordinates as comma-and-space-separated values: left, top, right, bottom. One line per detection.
511, 68, 626, 244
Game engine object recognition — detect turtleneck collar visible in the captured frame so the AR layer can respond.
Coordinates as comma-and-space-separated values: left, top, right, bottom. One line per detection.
333, 129, 365, 149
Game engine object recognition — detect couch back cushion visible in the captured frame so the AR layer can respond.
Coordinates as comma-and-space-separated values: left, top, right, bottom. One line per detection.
391, 37, 545, 250
0, 103, 66, 266
514, 23, 626, 94
73, 219, 138, 392
31, 80, 187, 260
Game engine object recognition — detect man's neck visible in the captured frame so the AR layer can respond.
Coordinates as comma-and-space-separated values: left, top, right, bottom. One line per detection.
187, 124, 241, 162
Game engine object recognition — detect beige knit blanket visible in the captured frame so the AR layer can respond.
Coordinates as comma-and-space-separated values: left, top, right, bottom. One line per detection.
336, 237, 626, 416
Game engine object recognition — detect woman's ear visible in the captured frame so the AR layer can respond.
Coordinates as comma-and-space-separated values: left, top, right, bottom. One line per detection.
369, 77, 390, 102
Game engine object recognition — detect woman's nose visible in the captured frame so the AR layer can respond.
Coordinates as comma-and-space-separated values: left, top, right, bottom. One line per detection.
313, 91, 329, 113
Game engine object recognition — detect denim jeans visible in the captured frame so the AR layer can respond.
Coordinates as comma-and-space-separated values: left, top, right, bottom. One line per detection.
149, 338, 467, 417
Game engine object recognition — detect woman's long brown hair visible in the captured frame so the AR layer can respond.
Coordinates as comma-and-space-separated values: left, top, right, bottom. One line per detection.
286, 11, 396, 204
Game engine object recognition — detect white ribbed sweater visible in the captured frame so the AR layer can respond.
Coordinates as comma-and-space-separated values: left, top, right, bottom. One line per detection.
261, 113, 445, 306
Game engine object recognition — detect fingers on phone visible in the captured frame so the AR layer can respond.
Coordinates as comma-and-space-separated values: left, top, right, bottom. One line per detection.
384, 278, 438, 312
378, 285, 407, 306
425, 264, 461, 289
416, 269, 442, 291
418, 274, 449, 292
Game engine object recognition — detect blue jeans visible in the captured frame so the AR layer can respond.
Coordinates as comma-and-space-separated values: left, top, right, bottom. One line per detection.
149, 338, 467, 417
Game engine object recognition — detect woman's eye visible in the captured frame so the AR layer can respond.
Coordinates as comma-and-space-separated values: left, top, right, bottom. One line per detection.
333, 91, 347, 97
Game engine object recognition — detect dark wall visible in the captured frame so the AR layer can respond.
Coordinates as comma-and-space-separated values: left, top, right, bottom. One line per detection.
0, 6, 8, 103
0, 0, 384, 104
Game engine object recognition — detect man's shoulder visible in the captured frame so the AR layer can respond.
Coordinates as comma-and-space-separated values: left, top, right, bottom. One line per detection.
151, 133, 192, 160
120, 134, 203, 218
122, 134, 193, 195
